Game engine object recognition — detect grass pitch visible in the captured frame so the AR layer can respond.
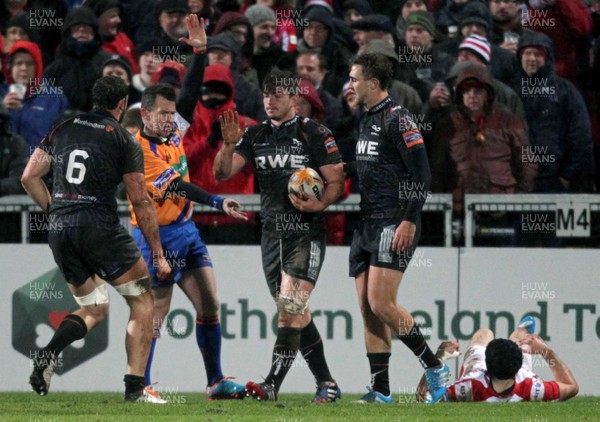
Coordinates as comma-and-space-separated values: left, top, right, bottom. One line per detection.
1, 392, 599, 421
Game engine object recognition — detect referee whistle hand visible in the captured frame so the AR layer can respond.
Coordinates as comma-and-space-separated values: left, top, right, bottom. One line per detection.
223, 198, 248, 221
392, 221, 416, 252
155, 255, 173, 281
288, 193, 324, 213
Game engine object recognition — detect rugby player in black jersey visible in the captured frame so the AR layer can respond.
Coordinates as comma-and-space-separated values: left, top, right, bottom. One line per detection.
215, 70, 344, 403
346, 53, 448, 403
21, 76, 171, 402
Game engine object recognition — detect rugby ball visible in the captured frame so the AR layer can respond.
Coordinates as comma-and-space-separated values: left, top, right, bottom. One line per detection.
288, 168, 324, 200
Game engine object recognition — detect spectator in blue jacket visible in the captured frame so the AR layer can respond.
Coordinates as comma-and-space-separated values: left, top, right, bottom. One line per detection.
0, 41, 70, 151
514, 31, 594, 193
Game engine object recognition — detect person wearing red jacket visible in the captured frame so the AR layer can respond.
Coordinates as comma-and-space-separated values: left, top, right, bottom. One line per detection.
184, 63, 258, 243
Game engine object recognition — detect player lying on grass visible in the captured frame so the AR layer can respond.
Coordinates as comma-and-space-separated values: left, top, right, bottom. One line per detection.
421, 319, 579, 403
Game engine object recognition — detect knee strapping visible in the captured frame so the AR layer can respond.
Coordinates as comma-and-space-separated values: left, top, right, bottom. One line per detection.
114, 276, 150, 297
277, 294, 309, 315
74, 283, 110, 306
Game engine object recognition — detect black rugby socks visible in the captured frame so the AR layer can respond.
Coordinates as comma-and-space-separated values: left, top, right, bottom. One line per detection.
367, 352, 391, 396
300, 320, 334, 384
397, 324, 439, 369
264, 327, 302, 392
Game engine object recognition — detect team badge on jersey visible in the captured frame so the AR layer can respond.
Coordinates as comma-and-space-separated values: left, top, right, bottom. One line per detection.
402, 129, 424, 148
324, 136, 338, 154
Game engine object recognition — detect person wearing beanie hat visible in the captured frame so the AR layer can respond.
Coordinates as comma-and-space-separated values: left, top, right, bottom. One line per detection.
44, 7, 111, 111
429, 40, 528, 132
84, 0, 140, 74
102, 54, 133, 84
214, 12, 253, 45
434, 3, 521, 86
458, 34, 491, 64
302, 6, 334, 50
435, 0, 474, 38
405, 10, 436, 38
396, 0, 428, 42
102, 53, 143, 103
343, 0, 373, 23
351, 14, 395, 54
245, 4, 277, 28
245, 4, 278, 57
459, 2, 491, 37
400, 10, 455, 104
2, 13, 39, 55
131, 37, 170, 98
303, 0, 335, 14
299, 4, 354, 97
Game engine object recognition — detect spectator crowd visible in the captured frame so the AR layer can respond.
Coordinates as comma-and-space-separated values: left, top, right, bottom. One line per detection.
1, 0, 599, 244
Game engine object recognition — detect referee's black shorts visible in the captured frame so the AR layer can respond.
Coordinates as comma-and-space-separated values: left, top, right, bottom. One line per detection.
49, 224, 141, 287
349, 216, 421, 277
261, 229, 326, 298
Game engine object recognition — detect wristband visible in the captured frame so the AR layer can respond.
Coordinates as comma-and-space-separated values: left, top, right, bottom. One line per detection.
193, 45, 207, 54
209, 195, 225, 211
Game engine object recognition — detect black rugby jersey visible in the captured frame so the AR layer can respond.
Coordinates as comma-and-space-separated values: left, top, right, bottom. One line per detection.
235, 115, 342, 236
38, 109, 144, 229
354, 96, 431, 221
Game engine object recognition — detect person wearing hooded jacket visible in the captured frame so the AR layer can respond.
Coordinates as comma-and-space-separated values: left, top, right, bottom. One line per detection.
513, 31, 594, 193
0, 41, 70, 151
522, 0, 593, 87
183, 63, 258, 244
431, 65, 537, 214
84, 0, 140, 74
44, 7, 111, 111
206, 32, 266, 122
297, 5, 355, 97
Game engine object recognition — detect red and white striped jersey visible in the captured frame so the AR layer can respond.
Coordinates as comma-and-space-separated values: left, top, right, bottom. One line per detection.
447, 369, 561, 402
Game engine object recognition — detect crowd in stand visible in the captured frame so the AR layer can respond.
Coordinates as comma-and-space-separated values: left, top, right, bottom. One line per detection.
1, 0, 599, 244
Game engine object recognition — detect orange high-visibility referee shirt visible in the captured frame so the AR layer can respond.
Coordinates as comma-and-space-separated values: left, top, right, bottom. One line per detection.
130, 129, 192, 226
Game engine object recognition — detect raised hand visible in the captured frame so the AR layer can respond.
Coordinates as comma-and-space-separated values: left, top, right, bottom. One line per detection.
219, 110, 245, 145
178, 14, 207, 50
